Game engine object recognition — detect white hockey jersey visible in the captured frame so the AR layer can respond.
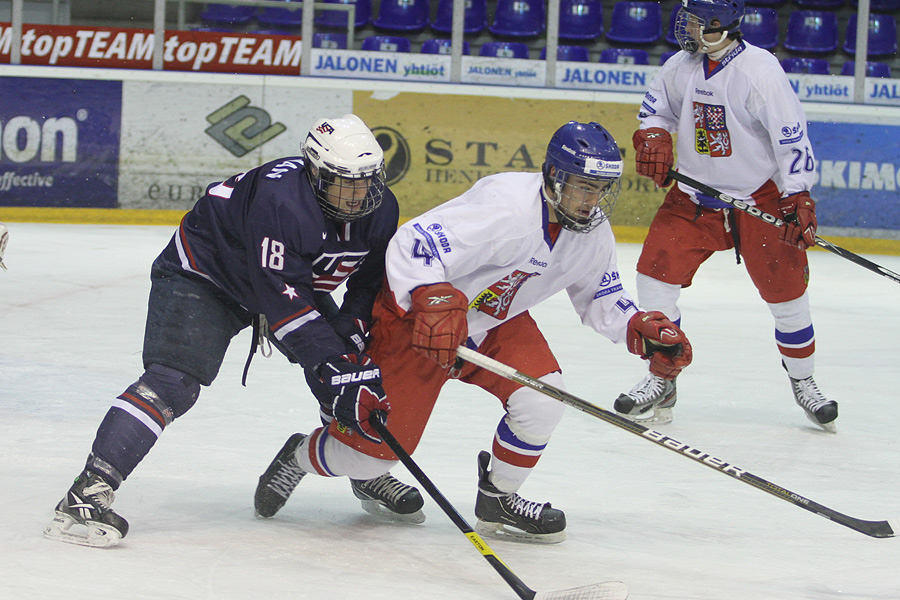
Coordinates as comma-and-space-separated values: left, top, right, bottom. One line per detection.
385, 172, 639, 346
638, 41, 817, 204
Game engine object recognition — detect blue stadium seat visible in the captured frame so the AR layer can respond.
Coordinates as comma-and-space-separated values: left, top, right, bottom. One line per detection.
793, 0, 843, 7
741, 7, 778, 50
852, 0, 900, 11
780, 57, 831, 74
660, 49, 679, 64
843, 13, 898, 56
431, 0, 487, 34
605, 1, 662, 45
559, 0, 603, 41
315, 0, 371, 29
489, 0, 545, 38
783, 11, 839, 53
479, 40, 531, 58
599, 47, 649, 65
361, 35, 413, 52
665, 4, 680, 46
744, 0, 785, 6
841, 60, 892, 77
257, 1, 303, 28
313, 32, 348, 48
539, 45, 590, 61
200, 3, 256, 25
420, 38, 472, 53
253, 29, 298, 35
373, 0, 430, 31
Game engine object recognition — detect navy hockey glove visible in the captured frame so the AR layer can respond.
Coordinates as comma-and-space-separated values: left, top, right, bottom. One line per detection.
778, 191, 817, 250
315, 354, 389, 444
627, 311, 692, 380
410, 283, 469, 368
329, 313, 370, 354
632, 128, 674, 188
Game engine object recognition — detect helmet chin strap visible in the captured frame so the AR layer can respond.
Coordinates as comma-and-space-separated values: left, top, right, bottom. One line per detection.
698, 29, 731, 53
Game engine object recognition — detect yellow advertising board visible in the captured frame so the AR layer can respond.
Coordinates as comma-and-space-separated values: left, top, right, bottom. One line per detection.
352, 90, 667, 237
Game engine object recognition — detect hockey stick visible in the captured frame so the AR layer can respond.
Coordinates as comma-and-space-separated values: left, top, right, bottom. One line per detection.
667, 169, 900, 286
456, 347, 900, 539
368, 411, 628, 600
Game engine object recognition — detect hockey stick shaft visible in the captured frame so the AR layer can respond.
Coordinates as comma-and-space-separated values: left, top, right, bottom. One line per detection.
456, 347, 899, 539
369, 411, 538, 600
667, 170, 900, 286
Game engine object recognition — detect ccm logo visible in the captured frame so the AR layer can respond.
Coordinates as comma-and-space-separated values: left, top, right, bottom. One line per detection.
331, 370, 380, 385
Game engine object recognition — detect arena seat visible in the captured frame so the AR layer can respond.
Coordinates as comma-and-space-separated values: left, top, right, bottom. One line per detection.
665, 4, 680, 46
783, 10, 839, 53
431, 0, 487, 34
315, 0, 371, 29
313, 32, 349, 48
420, 38, 472, 54
200, 3, 256, 25
605, 1, 662, 45
361, 35, 413, 52
599, 47, 649, 65
780, 56, 831, 74
741, 7, 778, 50
489, 0, 545, 38
539, 45, 590, 61
479, 40, 531, 58
792, 0, 844, 7
558, 0, 603, 41
660, 49, 679, 64
851, 0, 900, 10
841, 61, 892, 77
843, 13, 898, 56
257, 1, 303, 29
373, 0, 430, 31
744, 0, 785, 6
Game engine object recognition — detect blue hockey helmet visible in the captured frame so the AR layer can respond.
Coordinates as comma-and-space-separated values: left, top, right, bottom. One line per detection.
303, 114, 386, 222
542, 121, 623, 233
674, 0, 744, 53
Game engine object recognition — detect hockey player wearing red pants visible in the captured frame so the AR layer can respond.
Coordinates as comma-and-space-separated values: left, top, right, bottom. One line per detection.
44, 115, 424, 548
255, 121, 692, 543
614, 0, 837, 431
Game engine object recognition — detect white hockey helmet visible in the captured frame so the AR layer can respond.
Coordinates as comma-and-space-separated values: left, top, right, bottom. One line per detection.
302, 114, 386, 222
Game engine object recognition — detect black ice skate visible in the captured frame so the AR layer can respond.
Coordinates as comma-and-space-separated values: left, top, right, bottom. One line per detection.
350, 473, 426, 524
255, 433, 308, 518
473, 451, 566, 544
789, 373, 838, 433
614, 372, 677, 425
43, 470, 129, 548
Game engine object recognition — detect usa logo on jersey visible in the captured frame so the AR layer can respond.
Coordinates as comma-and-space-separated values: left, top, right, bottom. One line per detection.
693, 102, 732, 158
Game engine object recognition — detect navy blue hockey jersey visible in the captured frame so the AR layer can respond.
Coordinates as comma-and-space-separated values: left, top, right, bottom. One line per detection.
155, 156, 399, 368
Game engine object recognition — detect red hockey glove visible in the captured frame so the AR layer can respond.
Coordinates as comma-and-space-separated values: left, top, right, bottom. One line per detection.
632, 128, 674, 188
778, 191, 817, 250
410, 283, 469, 368
626, 311, 692, 379
315, 353, 389, 444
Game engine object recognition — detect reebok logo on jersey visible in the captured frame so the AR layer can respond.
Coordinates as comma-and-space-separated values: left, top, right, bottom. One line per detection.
331, 369, 380, 386
427, 295, 455, 305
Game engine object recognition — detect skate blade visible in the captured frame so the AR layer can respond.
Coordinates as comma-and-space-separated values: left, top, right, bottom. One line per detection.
534, 581, 629, 600
619, 406, 673, 426
358, 499, 426, 524
803, 412, 837, 434
475, 519, 566, 545
43, 512, 122, 548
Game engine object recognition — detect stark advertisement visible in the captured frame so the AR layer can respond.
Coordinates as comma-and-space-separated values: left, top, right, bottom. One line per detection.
0, 77, 121, 207
118, 82, 352, 209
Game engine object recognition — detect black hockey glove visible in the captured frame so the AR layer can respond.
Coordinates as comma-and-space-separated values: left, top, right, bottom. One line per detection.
314, 354, 389, 444
329, 313, 370, 354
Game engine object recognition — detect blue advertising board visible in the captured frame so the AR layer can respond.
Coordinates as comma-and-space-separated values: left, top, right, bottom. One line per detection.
809, 121, 900, 231
0, 77, 121, 208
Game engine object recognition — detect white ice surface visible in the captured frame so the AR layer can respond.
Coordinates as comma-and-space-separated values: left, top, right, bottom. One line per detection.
1, 223, 899, 600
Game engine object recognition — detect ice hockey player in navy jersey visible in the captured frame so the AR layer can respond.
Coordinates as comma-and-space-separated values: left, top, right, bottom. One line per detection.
618, 0, 838, 431
255, 121, 693, 544
44, 114, 422, 548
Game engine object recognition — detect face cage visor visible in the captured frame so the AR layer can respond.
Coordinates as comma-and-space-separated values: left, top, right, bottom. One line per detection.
674, 8, 733, 53
549, 170, 621, 234
310, 166, 386, 223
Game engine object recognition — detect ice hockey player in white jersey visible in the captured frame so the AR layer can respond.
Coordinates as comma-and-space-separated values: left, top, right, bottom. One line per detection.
617, 0, 838, 431
256, 121, 692, 543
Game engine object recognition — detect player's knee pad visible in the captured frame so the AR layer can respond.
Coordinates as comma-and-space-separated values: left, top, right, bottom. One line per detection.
636, 273, 682, 323
504, 371, 567, 444
134, 363, 201, 422
767, 292, 811, 331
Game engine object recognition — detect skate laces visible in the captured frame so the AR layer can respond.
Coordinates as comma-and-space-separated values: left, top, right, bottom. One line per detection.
82, 480, 115, 509
268, 457, 305, 499
505, 493, 545, 520
793, 376, 830, 411
628, 373, 668, 405
359, 473, 410, 503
